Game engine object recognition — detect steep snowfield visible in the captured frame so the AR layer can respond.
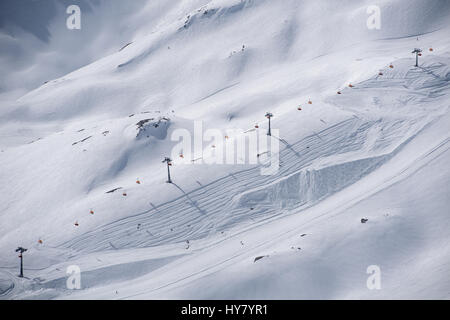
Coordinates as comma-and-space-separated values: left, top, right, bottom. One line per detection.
0, 0, 449, 299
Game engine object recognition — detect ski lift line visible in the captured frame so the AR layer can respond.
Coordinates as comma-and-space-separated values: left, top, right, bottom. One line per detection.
257, 151, 270, 157
119, 196, 318, 300
74, 190, 284, 255
150, 118, 354, 219
77, 114, 352, 241
60, 117, 359, 250
0, 265, 53, 271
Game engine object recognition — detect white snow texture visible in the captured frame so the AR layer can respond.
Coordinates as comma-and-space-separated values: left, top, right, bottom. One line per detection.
0, 0, 449, 299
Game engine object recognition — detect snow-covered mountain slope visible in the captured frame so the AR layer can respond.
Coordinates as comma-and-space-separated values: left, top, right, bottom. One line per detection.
0, 0, 214, 101
0, 0, 449, 299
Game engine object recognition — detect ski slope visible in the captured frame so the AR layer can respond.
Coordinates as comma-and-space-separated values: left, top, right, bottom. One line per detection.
0, 0, 449, 299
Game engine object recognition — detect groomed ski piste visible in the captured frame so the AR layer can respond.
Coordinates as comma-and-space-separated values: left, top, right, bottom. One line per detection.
0, 0, 449, 299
